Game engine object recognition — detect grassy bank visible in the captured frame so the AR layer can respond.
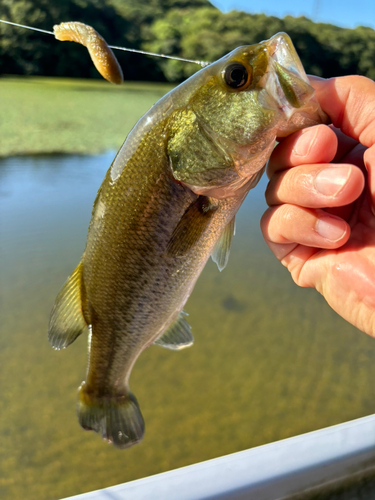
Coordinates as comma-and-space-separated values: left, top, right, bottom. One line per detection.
0, 76, 173, 157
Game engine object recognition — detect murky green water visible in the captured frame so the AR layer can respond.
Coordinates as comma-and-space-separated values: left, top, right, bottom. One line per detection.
1, 152, 375, 500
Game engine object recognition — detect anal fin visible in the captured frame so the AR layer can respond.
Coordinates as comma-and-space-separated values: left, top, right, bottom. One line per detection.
48, 261, 88, 350
154, 311, 193, 350
211, 216, 235, 272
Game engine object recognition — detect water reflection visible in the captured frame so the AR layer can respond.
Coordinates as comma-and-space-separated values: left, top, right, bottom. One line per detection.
1, 154, 375, 500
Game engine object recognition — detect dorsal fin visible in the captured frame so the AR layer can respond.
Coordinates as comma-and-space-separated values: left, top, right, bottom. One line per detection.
48, 261, 88, 350
211, 216, 236, 272
154, 311, 193, 350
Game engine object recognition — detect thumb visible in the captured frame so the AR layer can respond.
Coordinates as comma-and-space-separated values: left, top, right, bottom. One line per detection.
309, 75, 375, 148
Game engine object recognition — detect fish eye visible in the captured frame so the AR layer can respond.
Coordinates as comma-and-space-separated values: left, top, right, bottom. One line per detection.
222, 63, 251, 90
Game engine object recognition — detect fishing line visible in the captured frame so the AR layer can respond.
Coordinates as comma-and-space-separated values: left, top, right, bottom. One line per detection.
108, 44, 210, 67
0, 19, 210, 67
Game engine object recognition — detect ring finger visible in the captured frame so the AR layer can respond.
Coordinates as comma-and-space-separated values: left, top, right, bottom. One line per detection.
261, 204, 350, 254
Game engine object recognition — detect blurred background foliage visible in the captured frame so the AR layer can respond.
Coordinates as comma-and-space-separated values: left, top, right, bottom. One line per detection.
0, 0, 375, 82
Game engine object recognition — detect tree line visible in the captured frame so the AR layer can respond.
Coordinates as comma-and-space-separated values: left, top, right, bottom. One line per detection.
1, 0, 374, 82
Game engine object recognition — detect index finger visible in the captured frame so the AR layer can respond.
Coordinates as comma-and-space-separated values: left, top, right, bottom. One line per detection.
267, 124, 338, 178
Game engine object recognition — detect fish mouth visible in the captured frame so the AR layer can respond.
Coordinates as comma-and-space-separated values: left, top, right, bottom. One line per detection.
265, 32, 307, 80
261, 32, 316, 120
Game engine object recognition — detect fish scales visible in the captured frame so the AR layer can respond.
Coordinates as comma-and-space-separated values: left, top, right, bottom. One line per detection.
84, 120, 230, 388
48, 32, 327, 449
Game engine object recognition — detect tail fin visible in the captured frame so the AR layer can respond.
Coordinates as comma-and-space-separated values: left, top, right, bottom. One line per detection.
77, 382, 145, 449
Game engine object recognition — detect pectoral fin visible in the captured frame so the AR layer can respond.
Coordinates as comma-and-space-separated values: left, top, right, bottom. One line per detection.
154, 311, 193, 350
167, 196, 218, 256
211, 216, 236, 272
48, 261, 88, 350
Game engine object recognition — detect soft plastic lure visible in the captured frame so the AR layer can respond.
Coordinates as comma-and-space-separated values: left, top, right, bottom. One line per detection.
53, 21, 124, 84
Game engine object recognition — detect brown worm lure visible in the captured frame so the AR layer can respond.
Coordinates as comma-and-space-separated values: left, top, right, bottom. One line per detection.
53, 22, 123, 84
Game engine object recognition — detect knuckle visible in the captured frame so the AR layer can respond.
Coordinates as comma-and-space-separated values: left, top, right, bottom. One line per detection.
267, 204, 297, 243
277, 203, 296, 223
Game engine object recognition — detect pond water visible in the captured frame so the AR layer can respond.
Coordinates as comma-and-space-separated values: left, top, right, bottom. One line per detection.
1, 152, 375, 500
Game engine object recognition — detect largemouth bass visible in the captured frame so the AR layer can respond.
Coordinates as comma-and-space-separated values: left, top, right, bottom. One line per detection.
48, 32, 326, 449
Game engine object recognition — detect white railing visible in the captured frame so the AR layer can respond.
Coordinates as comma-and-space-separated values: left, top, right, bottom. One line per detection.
64, 414, 375, 500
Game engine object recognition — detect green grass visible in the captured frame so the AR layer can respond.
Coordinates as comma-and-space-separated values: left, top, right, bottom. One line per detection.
0, 76, 173, 157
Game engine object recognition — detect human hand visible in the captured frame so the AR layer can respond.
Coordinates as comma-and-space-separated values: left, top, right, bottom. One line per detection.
261, 75, 375, 336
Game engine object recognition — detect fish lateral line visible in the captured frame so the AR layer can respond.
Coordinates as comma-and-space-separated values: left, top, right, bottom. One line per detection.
0, 18, 210, 67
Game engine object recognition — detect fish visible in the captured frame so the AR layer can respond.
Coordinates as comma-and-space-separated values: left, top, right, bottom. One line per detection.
48, 32, 327, 449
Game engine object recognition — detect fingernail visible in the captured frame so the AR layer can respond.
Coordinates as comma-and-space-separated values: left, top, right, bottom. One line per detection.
315, 166, 351, 196
316, 216, 347, 242
293, 127, 318, 157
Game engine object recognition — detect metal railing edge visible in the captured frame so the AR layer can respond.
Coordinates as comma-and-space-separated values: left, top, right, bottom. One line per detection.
63, 413, 375, 500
